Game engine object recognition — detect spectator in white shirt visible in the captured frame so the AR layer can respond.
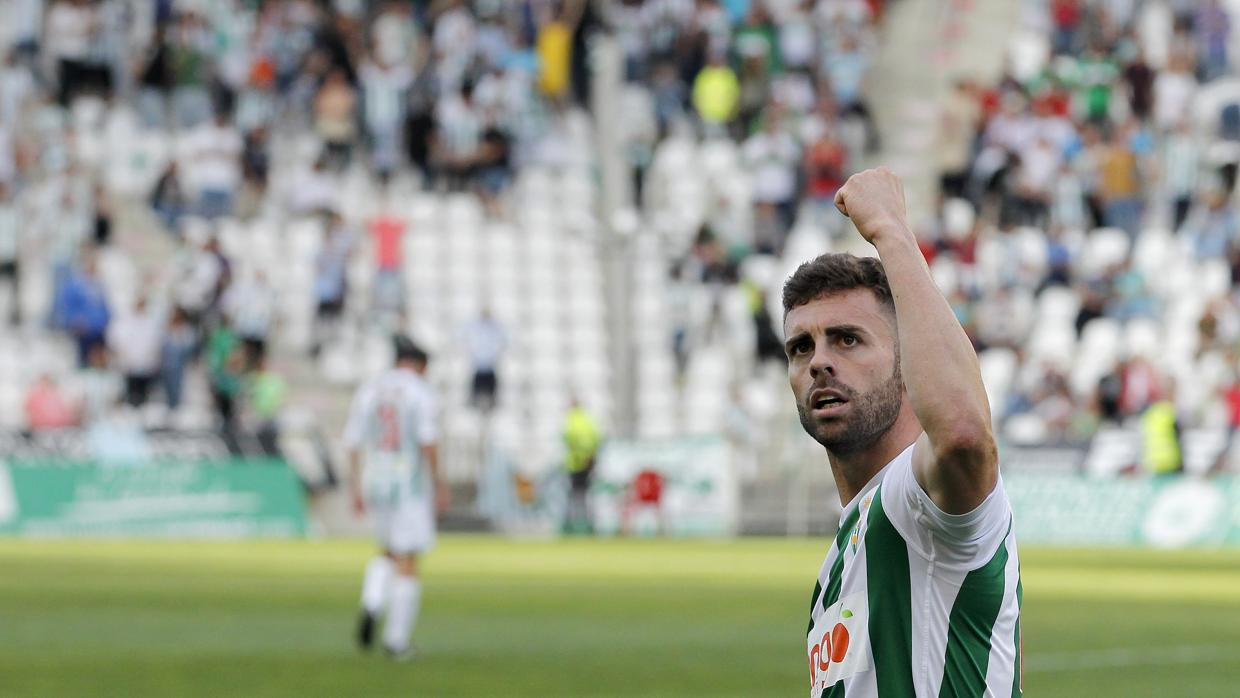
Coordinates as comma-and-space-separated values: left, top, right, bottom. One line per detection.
1009, 135, 1061, 227
174, 236, 225, 328
372, 1, 419, 67
431, 0, 477, 90
224, 269, 277, 368
743, 105, 801, 239
464, 308, 507, 413
185, 111, 243, 219
434, 81, 483, 190
360, 53, 414, 178
45, 0, 100, 106
1051, 159, 1088, 232
1152, 53, 1197, 133
314, 68, 359, 171
0, 50, 37, 130
288, 156, 339, 217
108, 294, 164, 408
1162, 119, 1199, 230
75, 342, 122, 425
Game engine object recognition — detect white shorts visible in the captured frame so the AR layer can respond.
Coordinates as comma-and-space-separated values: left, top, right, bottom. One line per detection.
366, 469, 435, 555
370, 494, 435, 554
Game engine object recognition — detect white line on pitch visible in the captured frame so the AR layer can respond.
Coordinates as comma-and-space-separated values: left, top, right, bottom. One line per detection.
1026, 645, 1240, 673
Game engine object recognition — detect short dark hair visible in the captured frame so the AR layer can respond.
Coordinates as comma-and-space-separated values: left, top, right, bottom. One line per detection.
782, 253, 895, 318
393, 334, 429, 365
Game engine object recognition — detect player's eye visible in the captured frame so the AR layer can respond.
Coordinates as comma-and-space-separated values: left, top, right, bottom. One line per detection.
792, 340, 811, 356
840, 334, 859, 347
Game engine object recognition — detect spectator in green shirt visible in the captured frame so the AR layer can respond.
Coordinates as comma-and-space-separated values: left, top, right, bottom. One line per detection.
1074, 45, 1119, 123
249, 354, 287, 458
207, 324, 244, 435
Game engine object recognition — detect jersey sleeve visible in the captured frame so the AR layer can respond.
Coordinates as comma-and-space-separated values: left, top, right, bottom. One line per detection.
414, 385, 439, 446
341, 383, 372, 450
882, 440, 1012, 569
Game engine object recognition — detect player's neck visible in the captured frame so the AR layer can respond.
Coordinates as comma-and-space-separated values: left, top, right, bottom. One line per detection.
826, 407, 922, 507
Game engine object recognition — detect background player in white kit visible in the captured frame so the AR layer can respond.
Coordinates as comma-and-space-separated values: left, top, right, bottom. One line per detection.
344, 335, 450, 660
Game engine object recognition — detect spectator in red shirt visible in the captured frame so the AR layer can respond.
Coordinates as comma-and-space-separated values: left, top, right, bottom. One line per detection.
369, 212, 406, 319
1217, 369, 1240, 471
1223, 380, 1240, 430
803, 125, 848, 232
1119, 357, 1163, 418
1050, 0, 1083, 55
803, 128, 847, 202
24, 374, 78, 431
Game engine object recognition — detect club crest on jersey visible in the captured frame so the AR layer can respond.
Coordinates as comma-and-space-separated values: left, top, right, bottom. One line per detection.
806, 592, 870, 694
850, 495, 873, 554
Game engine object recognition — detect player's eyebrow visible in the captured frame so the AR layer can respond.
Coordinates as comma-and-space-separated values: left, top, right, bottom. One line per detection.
824, 324, 868, 339
784, 331, 811, 354
785, 324, 871, 355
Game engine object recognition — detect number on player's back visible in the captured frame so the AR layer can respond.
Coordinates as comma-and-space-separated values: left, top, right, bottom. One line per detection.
376, 400, 402, 452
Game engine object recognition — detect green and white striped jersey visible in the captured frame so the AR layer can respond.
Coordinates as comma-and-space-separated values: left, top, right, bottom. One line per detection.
806, 441, 1022, 697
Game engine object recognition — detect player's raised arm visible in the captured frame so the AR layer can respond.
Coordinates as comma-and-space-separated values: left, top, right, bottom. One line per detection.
834, 167, 997, 514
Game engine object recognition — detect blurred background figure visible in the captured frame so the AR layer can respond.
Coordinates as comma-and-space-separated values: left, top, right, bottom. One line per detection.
367, 207, 405, 326
149, 162, 189, 233
0, 181, 22, 326
24, 373, 78, 432
108, 294, 163, 409
248, 352, 287, 458
1142, 378, 1185, 476
187, 111, 244, 220
160, 306, 196, 413
315, 69, 358, 172
54, 251, 110, 369
223, 269, 276, 369
344, 336, 444, 661
207, 322, 245, 438
463, 308, 506, 414
562, 398, 602, 535
312, 210, 355, 357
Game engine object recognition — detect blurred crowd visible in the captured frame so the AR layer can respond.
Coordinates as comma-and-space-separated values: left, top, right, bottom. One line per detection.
0, 0, 890, 447
10, 0, 1238, 467
623, 0, 886, 249
624, 0, 1240, 459
922, 0, 1240, 446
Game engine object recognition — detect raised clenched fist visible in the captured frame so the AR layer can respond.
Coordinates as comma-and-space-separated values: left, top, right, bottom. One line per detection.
833, 167, 909, 243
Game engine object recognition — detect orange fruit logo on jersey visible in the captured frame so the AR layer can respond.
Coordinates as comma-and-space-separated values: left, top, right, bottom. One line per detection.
808, 610, 852, 683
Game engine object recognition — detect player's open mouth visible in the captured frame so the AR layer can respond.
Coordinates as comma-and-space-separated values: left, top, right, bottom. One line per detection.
810, 390, 849, 417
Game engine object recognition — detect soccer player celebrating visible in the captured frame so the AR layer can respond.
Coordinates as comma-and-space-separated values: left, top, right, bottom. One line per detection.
344, 335, 449, 660
788, 169, 1021, 696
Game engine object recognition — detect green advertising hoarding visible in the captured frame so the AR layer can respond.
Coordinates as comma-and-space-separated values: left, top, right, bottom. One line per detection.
0, 460, 307, 538
591, 436, 738, 537
1005, 473, 1240, 548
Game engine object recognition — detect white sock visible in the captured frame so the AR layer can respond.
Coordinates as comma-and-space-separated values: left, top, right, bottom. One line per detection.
361, 556, 393, 615
383, 575, 421, 652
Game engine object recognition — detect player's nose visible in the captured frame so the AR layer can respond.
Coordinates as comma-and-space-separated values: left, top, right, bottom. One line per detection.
808, 345, 835, 378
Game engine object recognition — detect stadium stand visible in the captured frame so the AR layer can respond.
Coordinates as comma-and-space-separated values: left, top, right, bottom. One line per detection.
1, 0, 1238, 534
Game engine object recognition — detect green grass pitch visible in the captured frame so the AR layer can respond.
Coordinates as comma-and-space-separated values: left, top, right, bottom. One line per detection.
2, 536, 1238, 697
